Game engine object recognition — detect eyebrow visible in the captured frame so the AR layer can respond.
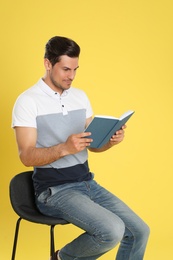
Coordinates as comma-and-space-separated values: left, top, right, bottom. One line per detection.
63, 66, 79, 70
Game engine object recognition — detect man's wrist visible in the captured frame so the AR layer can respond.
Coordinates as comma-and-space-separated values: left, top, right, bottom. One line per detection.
57, 143, 70, 158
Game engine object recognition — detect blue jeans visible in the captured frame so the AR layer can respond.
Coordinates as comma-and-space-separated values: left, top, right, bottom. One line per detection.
36, 179, 150, 260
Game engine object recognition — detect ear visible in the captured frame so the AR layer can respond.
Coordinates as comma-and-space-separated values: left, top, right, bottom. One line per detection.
44, 58, 52, 70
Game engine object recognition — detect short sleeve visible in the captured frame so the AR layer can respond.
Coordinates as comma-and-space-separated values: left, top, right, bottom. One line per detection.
12, 94, 37, 128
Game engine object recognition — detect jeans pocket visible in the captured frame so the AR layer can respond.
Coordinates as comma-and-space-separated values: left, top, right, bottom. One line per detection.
37, 189, 51, 204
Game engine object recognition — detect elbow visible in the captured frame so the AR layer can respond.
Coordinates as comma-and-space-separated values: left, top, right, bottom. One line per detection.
19, 153, 33, 167
20, 158, 32, 167
22, 161, 32, 167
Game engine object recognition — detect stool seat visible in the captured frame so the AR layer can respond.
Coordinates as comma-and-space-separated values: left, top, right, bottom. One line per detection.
9, 171, 69, 260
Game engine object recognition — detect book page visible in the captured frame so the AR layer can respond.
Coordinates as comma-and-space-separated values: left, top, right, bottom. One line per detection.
119, 110, 134, 120
95, 115, 118, 120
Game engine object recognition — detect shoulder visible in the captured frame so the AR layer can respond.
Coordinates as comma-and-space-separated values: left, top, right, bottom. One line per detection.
13, 81, 43, 118
14, 80, 43, 105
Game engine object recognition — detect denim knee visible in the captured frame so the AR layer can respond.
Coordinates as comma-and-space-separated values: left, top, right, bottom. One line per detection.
131, 220, 150, 246
97, 218, 125, 248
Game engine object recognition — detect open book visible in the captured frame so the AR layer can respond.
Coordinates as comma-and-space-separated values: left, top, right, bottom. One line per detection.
85, 110, 134, 148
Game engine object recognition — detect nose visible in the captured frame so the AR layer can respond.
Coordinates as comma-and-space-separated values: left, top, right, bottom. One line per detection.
68, 70, 76, 80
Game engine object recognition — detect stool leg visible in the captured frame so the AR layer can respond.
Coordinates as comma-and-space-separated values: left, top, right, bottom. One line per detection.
11, 217, 22, 260
50, 225, 56, 260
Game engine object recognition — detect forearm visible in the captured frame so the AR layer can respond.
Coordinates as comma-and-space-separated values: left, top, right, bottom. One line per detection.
19, 143, 69, 167
18, 131, 93, 167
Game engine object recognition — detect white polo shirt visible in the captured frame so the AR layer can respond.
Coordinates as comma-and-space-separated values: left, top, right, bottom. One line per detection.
12, 79, 93, 194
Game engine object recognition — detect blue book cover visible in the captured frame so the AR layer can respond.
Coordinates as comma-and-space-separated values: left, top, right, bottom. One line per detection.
85, 110, 134, 148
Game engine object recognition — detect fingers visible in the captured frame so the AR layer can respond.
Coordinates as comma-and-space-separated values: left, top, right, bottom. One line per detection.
122, 124, 127, 130
78, 132, 93, 147
66, 132, 93, 154
77, 132, 92, 138
110, 127, 126, 145
76, 132, 93, 146
115, 124, 127, 135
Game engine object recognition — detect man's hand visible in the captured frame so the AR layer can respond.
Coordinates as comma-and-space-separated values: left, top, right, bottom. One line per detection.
109, 125, 126, 147
88, 125, 127, 153
63, 132, 93, 155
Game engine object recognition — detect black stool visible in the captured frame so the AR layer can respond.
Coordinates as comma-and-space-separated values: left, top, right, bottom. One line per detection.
9, 171, 69, 260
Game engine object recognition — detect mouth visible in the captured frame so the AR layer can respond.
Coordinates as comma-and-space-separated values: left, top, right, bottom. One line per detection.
65, 80, 72, 85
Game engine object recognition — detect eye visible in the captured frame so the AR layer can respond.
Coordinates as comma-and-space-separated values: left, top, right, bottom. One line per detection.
63, 68, 69, 71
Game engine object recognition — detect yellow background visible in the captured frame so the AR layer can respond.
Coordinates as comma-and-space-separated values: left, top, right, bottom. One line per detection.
1, 0, 173, 259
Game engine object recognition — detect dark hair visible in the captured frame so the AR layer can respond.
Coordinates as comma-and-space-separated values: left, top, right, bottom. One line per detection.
44, 36, 80, 66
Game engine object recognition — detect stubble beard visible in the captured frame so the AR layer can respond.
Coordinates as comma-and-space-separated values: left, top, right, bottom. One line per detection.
50, 75, 72, 93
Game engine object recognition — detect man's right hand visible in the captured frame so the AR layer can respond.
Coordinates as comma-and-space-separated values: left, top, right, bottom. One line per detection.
63, 132, 93, 155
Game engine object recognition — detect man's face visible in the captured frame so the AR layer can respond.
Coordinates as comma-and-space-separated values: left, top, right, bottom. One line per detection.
45, 55, 79, 94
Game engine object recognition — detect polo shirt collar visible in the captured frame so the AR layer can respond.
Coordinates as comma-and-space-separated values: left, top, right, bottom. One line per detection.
38, 78, 69, 97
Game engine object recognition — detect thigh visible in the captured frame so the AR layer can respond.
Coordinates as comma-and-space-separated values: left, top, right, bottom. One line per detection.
36, 181, 124, 235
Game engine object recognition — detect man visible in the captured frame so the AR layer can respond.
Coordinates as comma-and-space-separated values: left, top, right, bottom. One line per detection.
12, 36, 149, 260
